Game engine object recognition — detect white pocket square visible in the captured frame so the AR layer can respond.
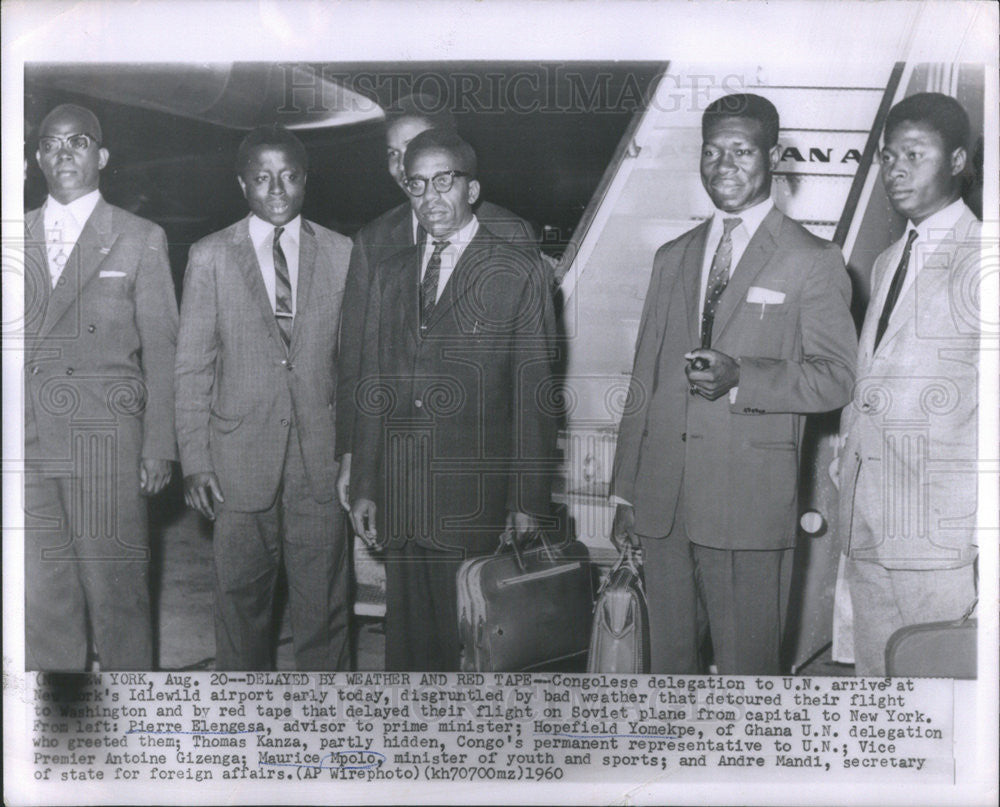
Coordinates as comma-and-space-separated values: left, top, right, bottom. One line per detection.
99, 270, 127, 278
747, 286, 785, 304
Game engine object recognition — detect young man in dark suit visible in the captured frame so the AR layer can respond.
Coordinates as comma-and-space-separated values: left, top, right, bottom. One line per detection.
611, 94, 858, 675
24, 104, 178, 670
349, 129, 557, 670
335, 95, 536, 510
175, 126, 352, 670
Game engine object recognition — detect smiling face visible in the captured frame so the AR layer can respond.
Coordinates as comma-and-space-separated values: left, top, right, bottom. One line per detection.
237, 145, 306, 226
36, 108, 109, 204
406, 147, 480, 238
700, 116, 780, 213
880, 120, 965, 224
386, 115, 434, 191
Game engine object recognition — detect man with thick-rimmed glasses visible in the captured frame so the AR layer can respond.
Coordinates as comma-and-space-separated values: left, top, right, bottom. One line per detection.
23, 103, 178, 670
349, 128, 557, 670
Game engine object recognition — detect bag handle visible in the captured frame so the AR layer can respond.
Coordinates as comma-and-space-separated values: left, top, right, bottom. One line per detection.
497, 528, 556, 572
597, 543, 644, 596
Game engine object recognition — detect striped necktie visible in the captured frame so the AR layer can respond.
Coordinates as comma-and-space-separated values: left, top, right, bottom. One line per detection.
420, 239, 450, 330
273, 226, 293, 348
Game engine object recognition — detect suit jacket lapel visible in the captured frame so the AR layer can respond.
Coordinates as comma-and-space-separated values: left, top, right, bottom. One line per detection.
24, 208, 50, 341
231, 216, 286, 350
40, 198, 118, 338
290, 219, 317, 351
681, 220, 711, 346
875, 208, 978, 355
711, 205, 781, 345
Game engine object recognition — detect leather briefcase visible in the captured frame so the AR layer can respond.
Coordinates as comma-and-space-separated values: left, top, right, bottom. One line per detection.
885, 607, 977, 679
587, 545, 650, 673
457, 532, 594, 672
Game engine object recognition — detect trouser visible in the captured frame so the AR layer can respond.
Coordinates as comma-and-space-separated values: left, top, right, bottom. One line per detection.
25, 460, 152, 671
383, 541, 469, 671
844, 556, 976, 676
212, 427, 349, 671
640, 514, 790, 675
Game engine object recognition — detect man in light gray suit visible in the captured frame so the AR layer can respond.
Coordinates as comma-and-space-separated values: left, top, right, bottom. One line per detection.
175, 125, 352, 670
24, 103, 178, 671
839, 93, 981, 675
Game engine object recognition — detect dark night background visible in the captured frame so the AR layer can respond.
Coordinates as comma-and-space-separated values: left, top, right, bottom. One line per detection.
24, 62, 663, 293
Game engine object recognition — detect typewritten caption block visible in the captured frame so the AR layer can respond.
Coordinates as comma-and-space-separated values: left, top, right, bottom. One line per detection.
25, 673, 955, 784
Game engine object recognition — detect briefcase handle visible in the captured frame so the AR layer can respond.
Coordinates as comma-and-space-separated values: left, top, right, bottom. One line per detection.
498, 528, 557, 573
597, 543, 644, 597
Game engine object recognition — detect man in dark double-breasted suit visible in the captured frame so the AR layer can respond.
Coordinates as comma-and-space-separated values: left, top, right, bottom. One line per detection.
611, 94, 858, 675
24, 104, 178, 670
175, 125, 352, 670
350, 129, 557, 671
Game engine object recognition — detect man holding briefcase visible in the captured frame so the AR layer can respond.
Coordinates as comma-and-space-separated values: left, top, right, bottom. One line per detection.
349, 129, 558, 671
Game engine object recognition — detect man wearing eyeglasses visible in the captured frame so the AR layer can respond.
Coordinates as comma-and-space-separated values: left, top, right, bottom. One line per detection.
349, 128, 557, 670
335, 94, 536, 512
23, 103, 179, 670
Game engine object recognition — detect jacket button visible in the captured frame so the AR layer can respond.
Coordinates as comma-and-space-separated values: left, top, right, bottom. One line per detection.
414, 399, 423, 408
87, 324, 96, 333
286, 363, 294, 371
681, 432, 686, 441
280, 418, 289, 427
65, 368, 74, 376
57, 277, 66, 286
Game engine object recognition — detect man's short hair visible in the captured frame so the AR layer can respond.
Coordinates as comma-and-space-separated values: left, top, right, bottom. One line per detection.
39, 103, 103, 144
236, 124, 308, 173
403, 128, 477, 178
702, 93, 780, 147
385, 93, 457, 132
884, 92, 970, 153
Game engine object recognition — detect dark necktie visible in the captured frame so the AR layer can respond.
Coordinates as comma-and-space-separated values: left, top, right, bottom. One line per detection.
420, 239, 450, 329
273, 226, 293, 348
701, 216, 742, 348
873, 229, 918, 351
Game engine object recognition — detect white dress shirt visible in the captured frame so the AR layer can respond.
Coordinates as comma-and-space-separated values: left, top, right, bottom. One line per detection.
869, 198, 970, 326
43, 189, 101, 286
248, 213, 301, 315
419, 215, 480, 304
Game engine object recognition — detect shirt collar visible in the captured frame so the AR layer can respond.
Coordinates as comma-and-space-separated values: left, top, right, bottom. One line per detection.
45, 189, 101, 226
248, 213, 301, 249
712, 197, 773, 238
421, 214, 479, 251
909, 198, 967, 244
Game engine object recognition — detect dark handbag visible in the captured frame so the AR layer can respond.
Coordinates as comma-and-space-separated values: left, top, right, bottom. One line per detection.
587, 544, 650, 673
885, 601, 977, 679
457, 532, 594, 672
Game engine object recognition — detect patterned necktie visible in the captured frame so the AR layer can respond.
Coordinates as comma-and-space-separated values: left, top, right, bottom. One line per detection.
420, 239, 450, 329
273, 226, 293, 348
701, 216, 742, 348
47, 213, 71, 287
873, 229, 919, 351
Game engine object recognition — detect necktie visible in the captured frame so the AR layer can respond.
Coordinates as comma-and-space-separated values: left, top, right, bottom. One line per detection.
47, 212, 71, 287
420, 239, 450, 329
873, 229, 918, 351
701, 217, 742, 348
273, 226, 293, 348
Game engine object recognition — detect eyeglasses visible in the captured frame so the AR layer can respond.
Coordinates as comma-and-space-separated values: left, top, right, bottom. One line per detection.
403, 170, 469, 197
38, 133, 100, 155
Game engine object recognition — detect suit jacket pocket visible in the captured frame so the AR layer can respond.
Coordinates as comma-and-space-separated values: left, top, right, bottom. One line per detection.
209, 408, 244, 434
